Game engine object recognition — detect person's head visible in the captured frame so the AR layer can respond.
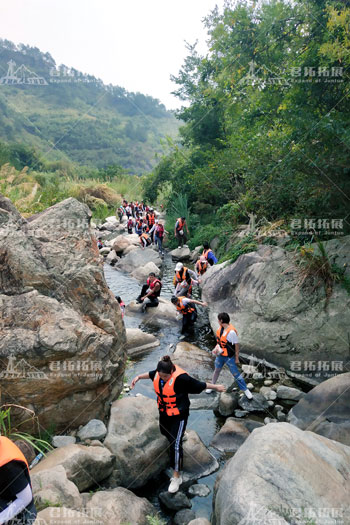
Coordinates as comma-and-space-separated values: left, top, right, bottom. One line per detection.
203, 241, 209, 250
115, 296, 122, 304
200, 255, 206, 262
148, 272, 156, 283
181, 216, 186, 222
218, 312, 230, 325
175, 262, 183, 273
171, 295, 179, 306
156, 355, 175, 380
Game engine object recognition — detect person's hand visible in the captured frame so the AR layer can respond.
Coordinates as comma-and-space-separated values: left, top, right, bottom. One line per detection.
130, 376, 139, 389
202, 301, 208, 307
215, 384, 226, 393
141, 296, 145, 301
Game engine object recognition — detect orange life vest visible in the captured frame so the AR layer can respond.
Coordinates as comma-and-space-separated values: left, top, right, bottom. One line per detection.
0, 436, 29, 470
147, 213, 155, 226
216, 324, 238, 357
175, 267, 192, 295
202, 248, 213, 260
175, 297, 195, 315
196, 260, 208, 275
153, 365, 188, 416
176, 218, 185, 232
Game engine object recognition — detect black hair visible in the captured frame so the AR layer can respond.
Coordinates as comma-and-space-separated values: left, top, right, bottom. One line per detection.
171, 296, 178, 304
203, 241, 209, 249
181, 216, 186, 221
116, 296, 122, 303
157, 355, 175, 374
218, 312, 230, 324
149, 272, 156, 277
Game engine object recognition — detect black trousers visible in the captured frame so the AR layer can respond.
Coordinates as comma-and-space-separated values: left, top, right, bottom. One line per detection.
181, 311, 197, 334
159, 412, 188, 472
137, 285, 159, 307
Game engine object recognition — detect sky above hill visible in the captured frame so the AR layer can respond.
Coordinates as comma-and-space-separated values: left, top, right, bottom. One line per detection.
0, 0, 226, 109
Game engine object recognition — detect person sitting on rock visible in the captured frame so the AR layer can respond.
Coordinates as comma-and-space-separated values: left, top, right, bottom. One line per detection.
174, 217, 189, 248
140, 231, 151, 249
202, 242, 218, 265
195, 255, 208, 276
136, 273, 162, 312
173, 262, 198, 298
206, 312, 253, 400
171, 295, 207, 335
0, 437, 37, 524
130, 355, 225, 493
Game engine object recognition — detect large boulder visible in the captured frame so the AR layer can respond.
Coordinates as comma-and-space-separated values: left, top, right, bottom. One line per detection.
35, 507, 95, 524
213, 423, 350, 525
126, 297, 179, 324
31, 444, 115, 492
112, 234, 131, 254
86, 487, 156, 525
170, 246, 191, 261
288, 372, 350, 446
77, 419, 107, 441
211, 418, 250, 452
31, 465, 82, 510
182, 430, 219, 482
201, 237, 350, 378
103, 395, 168, 488
131, 261, 161, 282
0, 196, 126, 431
116, 247, 162, 274
126, 327, 160, 358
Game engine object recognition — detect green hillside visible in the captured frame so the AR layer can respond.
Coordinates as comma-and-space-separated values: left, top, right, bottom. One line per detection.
0, 39, 180, 174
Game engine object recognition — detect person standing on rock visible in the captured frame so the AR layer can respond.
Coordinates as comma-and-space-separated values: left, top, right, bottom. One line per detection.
136, 272, 162, 312
206, 312, 253, 399
171, 295, 207, 335
174, 262, 198, 298
0, 437, 37, 524
202, 242, 218, 265
130, 355, 225, 493
174, 217, 189, 248
154, 220, 168, 256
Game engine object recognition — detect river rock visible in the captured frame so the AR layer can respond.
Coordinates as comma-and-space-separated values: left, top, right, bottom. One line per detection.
259, 386, 277, 401
116, 246, 162, 273
213, 422, 350, 524
103, 395, 168, 489
188, 390, 220, 411
201, 238, 350, 376
105, 249, 119, 265
126, 327, 160, 357
276, 385, 304, 401
112, 234, 131, 254
86, 487, 156, 525
159, 491, 192, 511
190, 246, 202, 262
77, 419, 107, 441
31, 444, 115, 492
0, 196, 126, 431
174, 509, 196, 525
218, 392, 239, 416
188, 484, 211, 497
211, 418, 250, 452
288, 372, 350, 446
126, 297, 179, 324
188, 520, 211, 525
234, 409, 248, 418
277, 410, 287, 422
170, 246, 191, 261
131, 261, 161, 282
123, 244, 137, 255
31, 465, 82, 510
238, 393, 270, 413
183, 430, 219, 481
36, 507, 95, 524
99, 246, 110, 255
52, 436, 76, 448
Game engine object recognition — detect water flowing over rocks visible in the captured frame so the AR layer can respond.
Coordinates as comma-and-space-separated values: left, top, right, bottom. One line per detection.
213, 422, 350, 525
201, 238, 350, 376
0, 195, 126, 430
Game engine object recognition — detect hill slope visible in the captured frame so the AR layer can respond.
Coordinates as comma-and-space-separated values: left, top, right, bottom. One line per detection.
0, 39, 180, 174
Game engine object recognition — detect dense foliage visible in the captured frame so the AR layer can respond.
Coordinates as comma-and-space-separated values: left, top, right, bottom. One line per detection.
144, 0, 350, 237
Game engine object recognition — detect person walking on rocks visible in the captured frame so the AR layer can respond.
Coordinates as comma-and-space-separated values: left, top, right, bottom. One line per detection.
171, 295, 207, 335
130, 355, 225, 493
174, 217, 189, 248
174, 262, 198, 298
206, 312, 253, 399
136, 272, 162, 312
154, 220, 168, 256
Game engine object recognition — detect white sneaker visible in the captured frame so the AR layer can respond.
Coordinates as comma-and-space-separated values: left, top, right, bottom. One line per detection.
205, 388, 213, 394
244, 389, 253, 399
168, 476, 182, 493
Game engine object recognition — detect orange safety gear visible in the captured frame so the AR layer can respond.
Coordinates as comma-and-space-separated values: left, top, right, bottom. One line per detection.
153, 365, 188, 416
216, 324, 238, 357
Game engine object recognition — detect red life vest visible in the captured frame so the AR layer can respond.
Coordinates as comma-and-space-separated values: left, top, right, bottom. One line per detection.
216, 324, 238, 357
196, 260, 208, 275
175, 297, 195, 315
153, 365, 189, 416
147, 278, 162, 298
155, 224, 164, 237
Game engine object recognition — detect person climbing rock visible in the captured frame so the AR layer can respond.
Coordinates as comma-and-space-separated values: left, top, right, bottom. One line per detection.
136, 272, 162, 312
174, 217, 189, 248
173, 262, 198, 298
130, 355, 225, 493
0, 437, 37, 524
206, 312, 253, 399
140, 231, 151, 249
171, 295, 207, 335
195, 255, 208, 276
202, 242, 218, 265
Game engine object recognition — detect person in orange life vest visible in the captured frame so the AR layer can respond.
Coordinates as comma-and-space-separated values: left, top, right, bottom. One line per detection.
130, 355, 225, 494
202, 242, 218, 266
136, 272, 162, 312
195, 256, 208, 276
174, 217, 189, 248
140, 232, 151, 249
206, 312, 253, 399
135, 218, 143, 236
0, 437, 37, 524
171, 295, 207, 335
173, 262, 198, 298
115, 296, 125, 319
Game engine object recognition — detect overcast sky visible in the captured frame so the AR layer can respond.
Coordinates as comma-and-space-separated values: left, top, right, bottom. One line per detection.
0, 0, 226, 109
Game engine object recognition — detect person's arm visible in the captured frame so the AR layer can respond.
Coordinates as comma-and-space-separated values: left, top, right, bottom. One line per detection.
187, 298, 208, 307
175, 374, 225, 395
130, 372, 150, 389
205, 382, 226, 392
188, 269, 199, 285
141, 282, 160, 300
0, 484, 33, 524
174, 221, 178, 236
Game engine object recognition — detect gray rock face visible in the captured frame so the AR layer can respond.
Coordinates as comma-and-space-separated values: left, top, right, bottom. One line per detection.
31, 444, 115, 492
174, 509, 196, 525
218, 392, 239, 416
0, 196, 126, 431
36, 507, 95, 524
201, 238, 350, 376
170, 246, 191, 261
116, 246, 162, 273
213, 423, 350, 525
126, 327, 160, 358
104, 395, 168, 489
159, 491, 192, 511
277, 385, 304, 401
183, 430, 219, 481
52, 436, 76, 448
188, 484, 211, 497
188, 520, 211, 525
77, 419, 107, 441
288, 372, 350, 446
211, 418, 250, 453
31, 465, 82, 509
131, 261, 161, 282
126, 298, 179, 324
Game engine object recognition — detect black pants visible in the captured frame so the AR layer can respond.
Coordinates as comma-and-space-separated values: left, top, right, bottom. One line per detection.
159, 412, 188, 472
176, 233, 187, 248
181, 311, 197, 334
137, 285, 159, 308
